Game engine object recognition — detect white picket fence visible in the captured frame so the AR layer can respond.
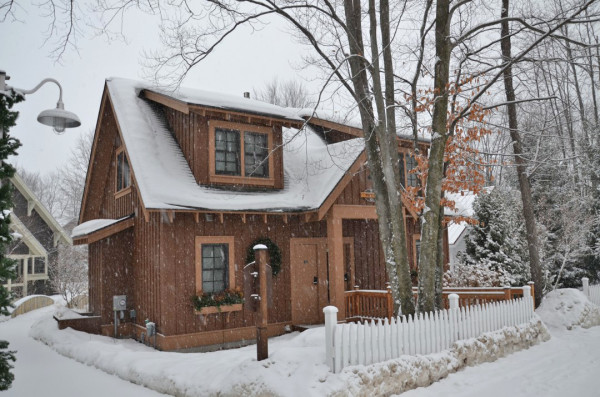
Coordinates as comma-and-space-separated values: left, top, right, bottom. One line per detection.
324, 285, 535, 373
582, 277, 600, 306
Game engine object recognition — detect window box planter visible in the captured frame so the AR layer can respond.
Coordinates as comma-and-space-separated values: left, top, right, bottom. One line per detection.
194, 303, 243, 315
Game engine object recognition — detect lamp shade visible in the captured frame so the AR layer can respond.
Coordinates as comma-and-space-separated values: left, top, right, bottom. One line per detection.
37, 107, 81, 133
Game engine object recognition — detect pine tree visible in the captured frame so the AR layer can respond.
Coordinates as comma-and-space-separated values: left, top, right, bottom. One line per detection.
0, 89, 22, 391
451, 188, 530, 287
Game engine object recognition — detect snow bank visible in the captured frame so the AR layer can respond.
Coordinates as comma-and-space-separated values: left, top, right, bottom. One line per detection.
331, 317, 549, 396
536, 288, 600, 330
29, 310, 549, 397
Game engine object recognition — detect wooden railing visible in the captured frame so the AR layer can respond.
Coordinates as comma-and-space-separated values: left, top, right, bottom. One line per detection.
345, 283, 535, 321
345, 288, 393, 320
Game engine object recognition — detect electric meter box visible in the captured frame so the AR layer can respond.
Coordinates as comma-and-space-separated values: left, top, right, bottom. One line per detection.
113, 295, 127, 311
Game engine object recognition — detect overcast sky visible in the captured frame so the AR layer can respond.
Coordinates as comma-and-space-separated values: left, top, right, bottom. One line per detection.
0, 3, 313, 174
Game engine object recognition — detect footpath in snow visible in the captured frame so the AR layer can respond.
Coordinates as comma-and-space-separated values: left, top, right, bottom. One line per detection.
1, 288, 599, 396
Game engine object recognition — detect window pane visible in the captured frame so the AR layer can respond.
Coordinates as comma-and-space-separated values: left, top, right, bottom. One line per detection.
398, 153, 405, 187
406, 155, 418, 187
117, 152, 123, 191
215, 128, 240, 175
244, 132, 269, 178
201, 243, 228, 294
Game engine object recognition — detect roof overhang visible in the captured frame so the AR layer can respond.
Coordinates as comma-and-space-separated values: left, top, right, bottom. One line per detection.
72, 215, 134, 245
140, 89, 305, 128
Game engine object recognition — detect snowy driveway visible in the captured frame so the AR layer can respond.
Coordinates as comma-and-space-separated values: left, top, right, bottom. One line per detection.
0, 308, 165, 397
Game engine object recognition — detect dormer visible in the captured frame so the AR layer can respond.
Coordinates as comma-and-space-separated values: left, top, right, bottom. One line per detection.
139, 89, 306, 190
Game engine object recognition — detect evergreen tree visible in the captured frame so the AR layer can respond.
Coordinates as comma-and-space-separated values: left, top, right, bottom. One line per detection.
0, 88, 22, 391
451, 188, 530, 287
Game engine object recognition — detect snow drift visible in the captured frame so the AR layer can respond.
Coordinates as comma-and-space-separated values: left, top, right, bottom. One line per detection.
536, 288, 600, 330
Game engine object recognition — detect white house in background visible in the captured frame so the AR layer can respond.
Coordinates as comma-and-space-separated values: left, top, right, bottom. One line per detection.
2, 173, 72, 298
446, 190, 481, 270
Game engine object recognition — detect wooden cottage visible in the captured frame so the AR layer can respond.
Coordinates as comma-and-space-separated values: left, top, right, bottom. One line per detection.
2, 173, 72, 297
71, 77, 448, 351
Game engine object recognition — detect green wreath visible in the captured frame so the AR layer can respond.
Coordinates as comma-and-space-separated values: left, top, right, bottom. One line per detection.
246, 237, 282, 276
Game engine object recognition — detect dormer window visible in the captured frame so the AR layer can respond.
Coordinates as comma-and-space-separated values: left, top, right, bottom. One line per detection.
116, 148, 131, 193
209, 121, 274, 186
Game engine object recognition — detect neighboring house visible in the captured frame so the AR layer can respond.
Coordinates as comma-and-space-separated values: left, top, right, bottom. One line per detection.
70, 77, 449, 351
446, 190, 483, 270
2, 173, 73, 298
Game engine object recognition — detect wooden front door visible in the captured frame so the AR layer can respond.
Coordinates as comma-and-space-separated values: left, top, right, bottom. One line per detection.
290, 238, 354, 324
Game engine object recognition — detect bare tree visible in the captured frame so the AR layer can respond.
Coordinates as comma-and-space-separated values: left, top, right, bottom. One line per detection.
50, 242, 87, 308
253, 78, 313, 108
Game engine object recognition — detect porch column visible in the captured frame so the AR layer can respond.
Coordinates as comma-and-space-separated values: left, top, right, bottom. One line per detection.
327, 211, 345, 318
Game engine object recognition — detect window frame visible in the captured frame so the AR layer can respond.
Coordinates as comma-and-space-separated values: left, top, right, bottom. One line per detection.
398, 149, 418, 188
208, 120, 275, 187
115, 147, 132, 197
194, 236, 236, 295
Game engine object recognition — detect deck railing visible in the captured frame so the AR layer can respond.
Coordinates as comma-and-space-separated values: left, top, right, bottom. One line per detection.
345, 283, 536, 320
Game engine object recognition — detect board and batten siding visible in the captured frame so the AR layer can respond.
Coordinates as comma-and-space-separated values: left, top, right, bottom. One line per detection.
82, 97, 136, 223
88, 228, 134, 323
125, 211, 328, 337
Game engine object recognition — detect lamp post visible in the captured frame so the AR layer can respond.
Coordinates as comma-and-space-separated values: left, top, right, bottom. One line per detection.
0, 70, 81, 134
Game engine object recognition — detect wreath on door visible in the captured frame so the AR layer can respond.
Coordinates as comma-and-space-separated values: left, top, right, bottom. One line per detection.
246, 237, 282, 276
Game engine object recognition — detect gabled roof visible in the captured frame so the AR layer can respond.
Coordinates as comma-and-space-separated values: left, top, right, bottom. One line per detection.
9, 213, 48, 256
103, 77, 365, 213
11, 173, 72, 246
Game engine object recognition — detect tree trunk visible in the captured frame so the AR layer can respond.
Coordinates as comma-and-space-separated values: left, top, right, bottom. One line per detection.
500, 0, 543, 306
417, 0, 451, 313
344, 0, 415, 315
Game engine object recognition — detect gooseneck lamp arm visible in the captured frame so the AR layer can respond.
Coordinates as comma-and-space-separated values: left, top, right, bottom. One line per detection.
0, 71, 81, 134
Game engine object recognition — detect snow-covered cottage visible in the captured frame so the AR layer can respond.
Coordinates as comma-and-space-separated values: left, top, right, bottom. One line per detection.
70, 77, 448, 351
2, 173, 72, 298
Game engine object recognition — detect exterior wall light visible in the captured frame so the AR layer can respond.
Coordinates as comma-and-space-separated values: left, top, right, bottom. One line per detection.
0, 70, 81, 134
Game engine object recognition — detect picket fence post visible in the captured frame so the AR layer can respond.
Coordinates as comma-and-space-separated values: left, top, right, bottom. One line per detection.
448, 293, 459, 343
323, 306, 338, 372
522, 285, 532, 315
582, 277, 590, 298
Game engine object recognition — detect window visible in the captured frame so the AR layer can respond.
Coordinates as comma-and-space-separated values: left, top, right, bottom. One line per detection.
209, 121, 274, 186
244, 132, 269, 177
215, 128, 241, 175
398, 151, 418, 187
406, 155, 418, 187
201, 244, 228, 293
34, 257, 45, 274
195, 236, 236, 295
116, 149, 131, 192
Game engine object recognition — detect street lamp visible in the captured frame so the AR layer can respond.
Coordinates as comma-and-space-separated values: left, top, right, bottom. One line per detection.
0, 70, 81, 134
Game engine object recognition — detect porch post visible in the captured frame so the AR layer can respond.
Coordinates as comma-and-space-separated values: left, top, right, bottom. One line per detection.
327, 210, 345, 319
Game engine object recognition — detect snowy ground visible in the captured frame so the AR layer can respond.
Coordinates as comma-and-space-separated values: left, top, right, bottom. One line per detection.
0, 289, 598, 396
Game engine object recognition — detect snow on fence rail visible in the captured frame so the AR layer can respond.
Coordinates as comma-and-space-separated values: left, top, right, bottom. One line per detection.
582, 277, 600, 306
325, 285, 535, 373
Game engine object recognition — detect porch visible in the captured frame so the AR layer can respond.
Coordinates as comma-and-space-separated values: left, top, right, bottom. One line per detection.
344, 283, 536, 321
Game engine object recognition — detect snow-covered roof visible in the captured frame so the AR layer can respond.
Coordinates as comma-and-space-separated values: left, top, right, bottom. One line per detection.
105, 78, 364, 212
71, 217, 130, 239
144, 83, 303, 122
11, 173, 72, 246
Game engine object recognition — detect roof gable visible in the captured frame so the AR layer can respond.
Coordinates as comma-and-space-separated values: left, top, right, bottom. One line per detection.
85, 77, 365, 214
11, 173, 72, 246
